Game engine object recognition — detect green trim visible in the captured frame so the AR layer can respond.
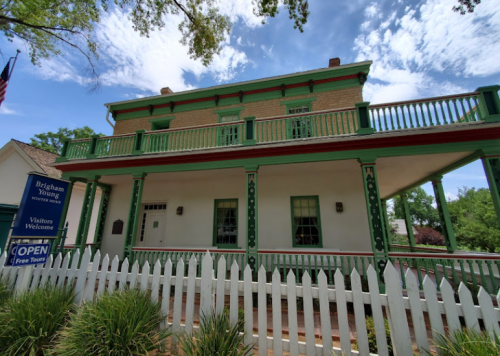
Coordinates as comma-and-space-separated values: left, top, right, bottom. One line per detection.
482, 157, 500, 227
52, 180, 75, 253
400, 194, 416, 252
476, 86, 500, 122
243, 116, 256, 146
381, 200, 392, 248
431, 178, 457, 253
61, 139, 500, 180
290, 195, 323, 248
110, 63, 370, 121
215, 107, 245, 123
75, 178, 99, 253
386, 151, 482, 199
93, 187, 111, 252
149, 116, 174, 131
281, 97, 316, 115
246, 171, 258, 271
213, 199, 239, 248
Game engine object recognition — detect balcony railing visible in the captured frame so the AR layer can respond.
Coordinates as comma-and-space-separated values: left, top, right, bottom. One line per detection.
57, 88, 499, 162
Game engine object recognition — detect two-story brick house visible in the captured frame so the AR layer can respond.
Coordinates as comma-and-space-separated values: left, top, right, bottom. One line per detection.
52, 58, 500, 288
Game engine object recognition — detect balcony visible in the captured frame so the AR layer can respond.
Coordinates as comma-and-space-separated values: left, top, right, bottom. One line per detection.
56, 89, 495, 162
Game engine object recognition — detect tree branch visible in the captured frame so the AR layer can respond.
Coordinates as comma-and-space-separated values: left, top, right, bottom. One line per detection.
0, 15, 81, 34
171, 0, 195, 24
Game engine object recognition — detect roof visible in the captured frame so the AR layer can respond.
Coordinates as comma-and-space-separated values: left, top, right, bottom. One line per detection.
11, 140, 61, 178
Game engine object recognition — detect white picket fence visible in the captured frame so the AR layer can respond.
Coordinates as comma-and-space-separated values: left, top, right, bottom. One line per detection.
1, 247, 500, 356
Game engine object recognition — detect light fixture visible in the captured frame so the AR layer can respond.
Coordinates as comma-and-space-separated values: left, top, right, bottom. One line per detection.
336, 202, 343, 213
176, 207, 183, 215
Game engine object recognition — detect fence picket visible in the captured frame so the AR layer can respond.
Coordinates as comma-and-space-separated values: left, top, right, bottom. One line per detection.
129, 261, 139, 289
457, 282, 480, 332
478, 286, 500, 340
287, 270, 299, 356
318, 270, 333, 355
161, 259, 173, 329
39, 254, 53, 287
171, 258, 185, 353
75, 247, 92, 305
334, 269, 351, 355
404, 269, 429, 355
119, 258, 129, 290
30, 264, 43, 292
243, 265, 253, 346
15, 264, 34, 294
151, 260, 162, 303
67, 249, 80, 285
303, 271, 317, 356
366, 266, 389, 356
384, 262, 413, 356
55, 253, 69, 287
185, 255, 197, 334
440, 278, 461, 334
216, 255, 226, 315
422, 275, 444, 342
7, 266, 18, 288
140, 261, 150, 291
229, 260, 239, 327
108, 256, 120, 294
350, 269, 369, 356
257, 266, 268, 356
200, 252, 213, 318
272, 269, 283, 355
97, 254, 109, 297
0, 252, 5, 272
84, 250, 100, 302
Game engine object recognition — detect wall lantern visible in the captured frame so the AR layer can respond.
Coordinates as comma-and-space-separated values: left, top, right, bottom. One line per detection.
112, 219, 124, 234
336, 202, 343, 213
176, 207, 184, 215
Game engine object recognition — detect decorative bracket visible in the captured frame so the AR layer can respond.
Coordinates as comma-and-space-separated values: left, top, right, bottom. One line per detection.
214, 94, 219, 106
309, 79, 314, 93
281, 83, 286, 97
238, 90, 244, 103
169, 101, 175, 113
111, 110, 117, 119
148, 105, 154, 116
359, 72, 368, 85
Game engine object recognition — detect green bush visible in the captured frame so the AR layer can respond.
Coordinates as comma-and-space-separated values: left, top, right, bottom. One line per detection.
430, 329, 500, 356
53, 288, 169, 356
179, 311, 253, 356
0, 284, 74, 356
0, 277, 13, 307
354, 316, 394, 356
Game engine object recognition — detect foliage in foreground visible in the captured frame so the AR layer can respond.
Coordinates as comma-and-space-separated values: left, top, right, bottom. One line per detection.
0, 285, 74, 356
179, 310, 253, 356
414, 226, 445, 246
0, 277, 13, 307
354, 316, 394, 356
53, 288, 169, 356
30, 126, 103, 154
430, 329, 500, 356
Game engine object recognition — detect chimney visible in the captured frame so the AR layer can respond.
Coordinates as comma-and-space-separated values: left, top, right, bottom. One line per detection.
328, 58, 341, 67
160, 87, 174, 95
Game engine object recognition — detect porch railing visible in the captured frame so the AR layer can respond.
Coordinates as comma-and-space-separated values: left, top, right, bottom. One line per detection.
57, 88, 498, 162
389, 244, 446, 253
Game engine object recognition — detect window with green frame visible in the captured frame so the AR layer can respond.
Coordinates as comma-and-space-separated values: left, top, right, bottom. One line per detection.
213, 199, 238, 247
214, 107, 244, 146
291, 196, 322, 247
281, 98, 316, 139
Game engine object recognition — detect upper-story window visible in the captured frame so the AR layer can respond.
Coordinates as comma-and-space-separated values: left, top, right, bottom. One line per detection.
149, 116, 174, 131
220, 114, 239, 123
288, 105, 310, 115
214, 107, 245, 147
280, 98, 317, 139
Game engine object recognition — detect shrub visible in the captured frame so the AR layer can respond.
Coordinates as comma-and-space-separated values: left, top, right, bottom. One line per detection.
415, 227, 445, 246
179, 311, 253, 356
54, 288, 169, 355
430, 329, 500, 356
0, 285, 74, 356
354, 316, 394, 356
0, 277, 13, 307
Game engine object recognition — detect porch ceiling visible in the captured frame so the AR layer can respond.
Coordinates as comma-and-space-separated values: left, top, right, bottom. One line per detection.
376, 151, 474, 199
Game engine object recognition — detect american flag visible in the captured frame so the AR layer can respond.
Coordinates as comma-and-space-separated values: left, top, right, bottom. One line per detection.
0, 60, 11, 107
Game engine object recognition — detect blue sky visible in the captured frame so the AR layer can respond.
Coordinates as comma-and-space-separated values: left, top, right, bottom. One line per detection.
0, 0, 498, 200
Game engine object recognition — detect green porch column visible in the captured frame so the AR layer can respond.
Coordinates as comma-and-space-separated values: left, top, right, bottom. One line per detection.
74, 176, 100, 254
92, 186, 112, 253
381, 200, 392, 249
431, 176, 457, 253
400, 193, 416, 252
481, 155, 500, 225
123, 173, 147, 259
245, 166, 258, 272
359, 158, 389, 287
51, 177, 76, 254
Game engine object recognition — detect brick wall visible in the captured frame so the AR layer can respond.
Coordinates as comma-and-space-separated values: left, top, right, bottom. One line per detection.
113, 86, 363, 135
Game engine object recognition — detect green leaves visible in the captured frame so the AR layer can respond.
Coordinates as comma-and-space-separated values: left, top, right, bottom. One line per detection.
30, 126, 103, 154
393, 187, 440, 229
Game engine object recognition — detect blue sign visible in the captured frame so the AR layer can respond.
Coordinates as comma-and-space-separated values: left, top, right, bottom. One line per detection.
11, 243, 50, 267
5, 243, 19, 266
11, 173, 69, 238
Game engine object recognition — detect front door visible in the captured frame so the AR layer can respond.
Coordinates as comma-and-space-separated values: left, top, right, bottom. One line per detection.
136, 204, 167, 247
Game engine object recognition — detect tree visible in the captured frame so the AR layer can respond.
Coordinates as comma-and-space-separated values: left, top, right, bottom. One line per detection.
393, 187, 440, 229
453, 0, 481, 15
448, 187, 500, 253
30, 126, 103, 154
0, 0, 309, 89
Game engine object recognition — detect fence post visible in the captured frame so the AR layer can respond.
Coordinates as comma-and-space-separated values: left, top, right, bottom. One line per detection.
55, 139, 70, 162
86, 135, 101, 159
243, 116, 256, 146
476, 86, 500, 122
355, 102, 374, 135
132, 130, 146, 155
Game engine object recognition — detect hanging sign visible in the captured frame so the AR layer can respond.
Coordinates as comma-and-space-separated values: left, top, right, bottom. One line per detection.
11, 173, 69, 238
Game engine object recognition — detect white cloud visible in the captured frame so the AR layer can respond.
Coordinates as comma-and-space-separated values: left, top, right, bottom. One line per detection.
365, 3, 381, 18
261, 44, 274, 58
0, 103, 20, 115
446, 173, 487, 180
445, 192, 458, 201
354, 0, 500, 103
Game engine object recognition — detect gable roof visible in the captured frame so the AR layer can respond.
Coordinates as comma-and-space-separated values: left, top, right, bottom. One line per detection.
10, 140, 61, 178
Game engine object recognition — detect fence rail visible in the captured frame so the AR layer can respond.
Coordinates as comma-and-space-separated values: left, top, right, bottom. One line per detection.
2, 247, 500, 356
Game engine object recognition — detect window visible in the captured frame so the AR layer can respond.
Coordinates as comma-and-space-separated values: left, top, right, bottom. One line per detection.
220, 114, 239, 123
291, 196, 322, 247
213, 199, 238, 247
288, 105, 310, 115
281, 98, 316, 139
214, 107, 245, 147
149, 117, 174, 131
290, 117, 313, 139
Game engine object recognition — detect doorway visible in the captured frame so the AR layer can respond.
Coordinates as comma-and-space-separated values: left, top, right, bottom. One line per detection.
136, 203, 167, 247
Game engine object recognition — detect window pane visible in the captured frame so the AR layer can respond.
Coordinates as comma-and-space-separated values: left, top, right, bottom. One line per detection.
215, 200, 238, 246
292, 197, 321, 246
220, 114, 239, 122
